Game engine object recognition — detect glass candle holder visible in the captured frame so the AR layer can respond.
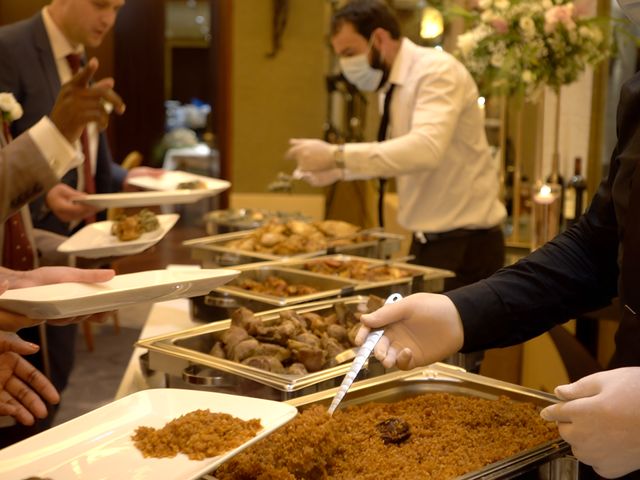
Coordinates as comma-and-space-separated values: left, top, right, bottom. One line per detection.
531, 182, 561, 250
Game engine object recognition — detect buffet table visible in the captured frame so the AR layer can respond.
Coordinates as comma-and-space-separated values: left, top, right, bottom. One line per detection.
115, 298, 196, 400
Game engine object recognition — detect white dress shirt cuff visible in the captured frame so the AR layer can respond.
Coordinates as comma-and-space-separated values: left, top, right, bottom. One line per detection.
28, 116, 81, 178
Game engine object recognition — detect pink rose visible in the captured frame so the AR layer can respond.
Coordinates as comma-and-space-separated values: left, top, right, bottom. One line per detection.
491, 17, 508, 34
573, 0, 595, 18
545, 5, 576, 33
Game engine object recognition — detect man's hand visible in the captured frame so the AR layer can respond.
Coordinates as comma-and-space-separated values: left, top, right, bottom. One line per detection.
45, 183, 100, 222
122, 166, 164, 192
356, 292, 465, 370
541, 367, 640, 478
49, 57, 126, 144
293, 168, 343, 187
285, 139, 336, 172
0, 331, 60, 425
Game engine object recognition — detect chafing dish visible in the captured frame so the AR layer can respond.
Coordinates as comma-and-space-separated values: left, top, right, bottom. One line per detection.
259, 254, 455, 295
204, 208, 311, 234
190, 265, 360, 322
280, 364, 576, 480
183, 229, 404, 267
137, 296, 390, 401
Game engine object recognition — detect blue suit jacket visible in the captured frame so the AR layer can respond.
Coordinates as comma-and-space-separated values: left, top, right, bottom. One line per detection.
0, 12, 126, 235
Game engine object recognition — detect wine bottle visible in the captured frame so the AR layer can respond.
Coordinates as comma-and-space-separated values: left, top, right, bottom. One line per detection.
564, 156, 588, 228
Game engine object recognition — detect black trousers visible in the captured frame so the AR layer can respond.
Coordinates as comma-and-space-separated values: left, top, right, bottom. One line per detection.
409, 226, 505, 372
409, 226, 505, 291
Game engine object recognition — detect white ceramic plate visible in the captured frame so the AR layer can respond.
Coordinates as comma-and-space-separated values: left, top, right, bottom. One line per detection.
0, 268, 239, 319
127, 170, 226, 192
75, 176, 230, 209
0, 388, 298, 480
57, 213, 180, 259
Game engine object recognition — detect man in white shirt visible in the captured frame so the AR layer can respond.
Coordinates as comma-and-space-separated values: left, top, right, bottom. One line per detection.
287, 0, 506, 295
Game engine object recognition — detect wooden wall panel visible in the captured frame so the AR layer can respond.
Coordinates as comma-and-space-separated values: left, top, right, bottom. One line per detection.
112, 0, 165, 164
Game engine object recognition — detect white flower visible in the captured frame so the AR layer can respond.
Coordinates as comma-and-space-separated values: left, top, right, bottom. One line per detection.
478, 0, 492, 10
490, 50, 505, 67
542, 0, 553, 9
0, 93, 23, 122
457, 31, 478, 57
519, 16, 536, 39
522, 70, 534, 83
494, 0, 509, 10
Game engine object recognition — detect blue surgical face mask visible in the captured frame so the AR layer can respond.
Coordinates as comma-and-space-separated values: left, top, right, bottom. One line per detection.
618, 0, 640, 25
339, 37, 384, 92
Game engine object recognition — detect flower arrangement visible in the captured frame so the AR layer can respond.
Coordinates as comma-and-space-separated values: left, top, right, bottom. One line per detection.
0, 92, 23, 123
0, 93, 22, 147
455, 0, 612, 100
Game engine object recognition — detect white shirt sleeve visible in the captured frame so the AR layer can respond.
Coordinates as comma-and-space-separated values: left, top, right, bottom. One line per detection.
27, 116, 81, 178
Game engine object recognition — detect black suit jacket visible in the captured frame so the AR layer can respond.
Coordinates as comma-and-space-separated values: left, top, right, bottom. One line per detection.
447, 71, 640, 368
0, 11, 126, 236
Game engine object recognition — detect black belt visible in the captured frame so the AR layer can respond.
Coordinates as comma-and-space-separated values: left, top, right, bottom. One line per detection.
414, 225, 502, 243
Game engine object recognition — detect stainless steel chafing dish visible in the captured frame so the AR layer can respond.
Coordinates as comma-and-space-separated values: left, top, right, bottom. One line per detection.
138, 296, 390, 401
203, 208, 311, 234
258, 254, 455, 296
190, 265, 360, 322
280, 364, 577, 480
183, 229, 404, 267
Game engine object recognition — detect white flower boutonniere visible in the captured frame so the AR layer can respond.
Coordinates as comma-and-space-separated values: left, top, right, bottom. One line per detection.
0, 92, 23, 123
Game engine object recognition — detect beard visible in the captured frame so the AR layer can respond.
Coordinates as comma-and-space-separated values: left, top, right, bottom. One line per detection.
370, 46, 390, 90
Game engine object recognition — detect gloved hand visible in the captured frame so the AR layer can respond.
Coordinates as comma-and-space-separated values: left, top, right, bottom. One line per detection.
285, 138, 336, 172
540, 367, 640, 479
356, 292, 464, 370
293, 168, 343, 187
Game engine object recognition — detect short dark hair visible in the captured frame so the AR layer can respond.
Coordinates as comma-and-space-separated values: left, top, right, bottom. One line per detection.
331, 0, 402, 40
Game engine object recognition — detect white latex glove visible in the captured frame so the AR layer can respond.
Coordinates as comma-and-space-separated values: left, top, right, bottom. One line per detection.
356, 292, 464, 370
285, 138, 336, 172
540, 367, 640, 478
293, 168, 343, 187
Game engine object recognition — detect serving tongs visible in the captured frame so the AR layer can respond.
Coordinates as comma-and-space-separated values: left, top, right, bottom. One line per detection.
327, 292, 403, 415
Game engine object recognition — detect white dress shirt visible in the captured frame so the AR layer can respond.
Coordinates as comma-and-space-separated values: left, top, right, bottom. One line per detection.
342, 38, 506, 233
42, 6, 99, 193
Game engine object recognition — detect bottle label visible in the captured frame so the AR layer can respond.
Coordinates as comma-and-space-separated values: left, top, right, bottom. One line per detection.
565, 188, 576, 220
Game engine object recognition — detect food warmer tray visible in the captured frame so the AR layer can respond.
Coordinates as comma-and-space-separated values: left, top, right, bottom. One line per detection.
258, 254, 455, 295
203, 208, 311, 234
281, 364, 577, 480
190, 265, 361, 322
182, 229, 404, 267
137, 296, 390, 401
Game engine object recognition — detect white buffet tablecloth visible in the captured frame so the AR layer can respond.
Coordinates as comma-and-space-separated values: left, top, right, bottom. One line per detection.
115, 298, 198, 400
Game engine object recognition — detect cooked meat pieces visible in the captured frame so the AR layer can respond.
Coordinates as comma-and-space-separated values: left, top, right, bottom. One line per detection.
208, 298, 386, 375
228, 338, 260, 362
303, 258, 413, 281
223, 219, 367, 255
234, 275, 319, 298
242, 355, 285, 373
377, 417, 411, 444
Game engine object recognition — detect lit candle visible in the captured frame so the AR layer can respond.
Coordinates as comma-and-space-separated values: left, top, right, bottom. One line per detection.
533, 184, 556, 205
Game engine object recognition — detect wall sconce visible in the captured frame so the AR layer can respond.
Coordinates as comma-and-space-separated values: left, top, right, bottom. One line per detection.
420, 5, 444, 40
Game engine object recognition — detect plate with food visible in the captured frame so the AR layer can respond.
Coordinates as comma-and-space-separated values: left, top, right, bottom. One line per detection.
127, 170, 226, 192
57, 211, 179, 259
0, 389, 298, 480
0, 268, 240, 319
75, 175, 231, 209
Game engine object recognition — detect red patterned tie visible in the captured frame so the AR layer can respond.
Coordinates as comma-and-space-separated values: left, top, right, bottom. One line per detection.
1, 120, 35, 270
66, 53, 96, 223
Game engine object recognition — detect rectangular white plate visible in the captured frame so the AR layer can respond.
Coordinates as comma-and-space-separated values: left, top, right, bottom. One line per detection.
0, 389, 298, 480
127, 171, 225, 192
0, 269, 239, 319
57, 213, 180, 259
75, 177, 230, 209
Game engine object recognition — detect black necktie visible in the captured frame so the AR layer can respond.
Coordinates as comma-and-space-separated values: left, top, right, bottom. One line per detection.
376, 84, 395, 228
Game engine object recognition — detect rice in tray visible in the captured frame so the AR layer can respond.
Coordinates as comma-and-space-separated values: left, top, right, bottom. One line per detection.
214, 392, 559, 480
